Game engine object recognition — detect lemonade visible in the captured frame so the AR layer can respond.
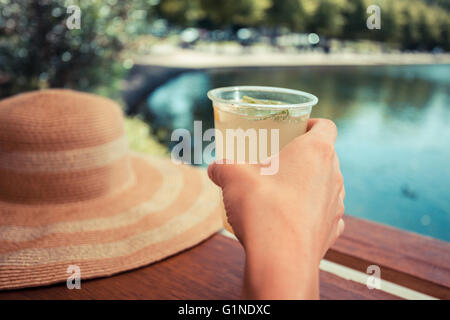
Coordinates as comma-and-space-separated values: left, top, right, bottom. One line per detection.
214, 96, 309, 164
207, 86, 318, 233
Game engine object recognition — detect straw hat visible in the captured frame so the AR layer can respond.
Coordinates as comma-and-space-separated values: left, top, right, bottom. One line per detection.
0, 89, 222, 290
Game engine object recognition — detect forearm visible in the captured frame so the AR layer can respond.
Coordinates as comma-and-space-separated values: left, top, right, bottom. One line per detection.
242, 244, 320, 300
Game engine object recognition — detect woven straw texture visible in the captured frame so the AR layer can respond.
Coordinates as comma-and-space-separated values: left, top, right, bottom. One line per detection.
0, 89, 222, 290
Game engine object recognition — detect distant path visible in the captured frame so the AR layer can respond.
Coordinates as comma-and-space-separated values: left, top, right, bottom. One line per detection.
134, 49, 450, 68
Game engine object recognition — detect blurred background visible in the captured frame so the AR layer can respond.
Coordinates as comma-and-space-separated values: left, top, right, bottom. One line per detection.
0, 0, 449, 241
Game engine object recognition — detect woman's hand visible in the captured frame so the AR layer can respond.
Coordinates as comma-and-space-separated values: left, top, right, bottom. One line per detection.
208, 118, 345, 299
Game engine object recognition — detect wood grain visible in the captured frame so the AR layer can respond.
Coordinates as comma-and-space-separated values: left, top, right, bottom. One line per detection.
0, 234, 399, 300
325, 216, 450, 299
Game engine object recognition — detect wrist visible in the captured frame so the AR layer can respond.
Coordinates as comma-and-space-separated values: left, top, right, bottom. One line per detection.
244, 242, 320, 299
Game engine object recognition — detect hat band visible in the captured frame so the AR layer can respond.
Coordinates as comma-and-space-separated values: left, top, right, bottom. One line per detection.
0, 136, 129, 173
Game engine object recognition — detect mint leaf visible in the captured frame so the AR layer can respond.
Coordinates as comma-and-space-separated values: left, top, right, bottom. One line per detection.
242, 95, 285, 105
240, 95, 289, 121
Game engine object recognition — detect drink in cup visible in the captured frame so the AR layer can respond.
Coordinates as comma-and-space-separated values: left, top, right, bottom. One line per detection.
207, 86, 318, 233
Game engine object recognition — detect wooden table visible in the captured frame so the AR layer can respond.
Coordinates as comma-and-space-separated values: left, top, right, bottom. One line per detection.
0, 216, 448, 300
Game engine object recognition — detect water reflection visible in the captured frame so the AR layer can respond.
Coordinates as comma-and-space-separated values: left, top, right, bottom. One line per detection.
146, 65, 450, 241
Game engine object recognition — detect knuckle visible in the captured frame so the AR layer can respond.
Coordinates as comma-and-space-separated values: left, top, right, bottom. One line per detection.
322, 118, 338, 133
314, 138, 335, 159
336, 173, 344, 186
337, 206, 345, 219
338, 221, 345, 236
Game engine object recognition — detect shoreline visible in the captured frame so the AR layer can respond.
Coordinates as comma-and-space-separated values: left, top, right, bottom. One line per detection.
134, 48, 450, 68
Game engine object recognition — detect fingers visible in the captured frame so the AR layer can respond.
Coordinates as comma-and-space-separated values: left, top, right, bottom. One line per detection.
333, 154, 344, 197
330, 218, 345, 248
325, 218, 345, 256
336, 218, 345, 238
332, 151, 345, 204
340, 185, 346, 201
306, 118, 338, 143
207, 161, 227, 187
336, 189, 345, 220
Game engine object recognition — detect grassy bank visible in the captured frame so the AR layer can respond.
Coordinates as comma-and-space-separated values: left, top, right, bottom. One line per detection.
124, 117, 169, 156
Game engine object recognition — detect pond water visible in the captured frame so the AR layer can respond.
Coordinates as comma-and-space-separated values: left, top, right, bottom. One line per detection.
146, 65, 450, 241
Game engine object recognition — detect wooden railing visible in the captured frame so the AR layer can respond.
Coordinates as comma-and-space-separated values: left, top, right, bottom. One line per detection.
0, 216, 448, 299
326, 216, 450, 299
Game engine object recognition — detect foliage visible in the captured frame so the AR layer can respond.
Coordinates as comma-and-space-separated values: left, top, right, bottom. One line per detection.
341, 0, 367, 39
156, 0, 450, 51
156, 0, 270, 28
154, 0, 202, 26
265, 0, 306, 31
308, 0, 346, 37
0, 0, 156, 98
199, 0, 270, 27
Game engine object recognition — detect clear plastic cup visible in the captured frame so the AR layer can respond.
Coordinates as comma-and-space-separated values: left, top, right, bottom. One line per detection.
207, 86, 318, 233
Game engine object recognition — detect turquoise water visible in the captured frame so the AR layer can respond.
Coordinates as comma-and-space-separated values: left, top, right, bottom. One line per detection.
146, 65, 450, 241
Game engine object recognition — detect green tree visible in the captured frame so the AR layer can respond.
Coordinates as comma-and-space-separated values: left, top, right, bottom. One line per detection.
437, 14, 450, 50
400, 7, 421, 50
417, 12, 433, 50
0, 0, 154, 98
265, 0, 306, 31
424, 0, 450, 10
155, 0, 203, 26
308, 0, 345, 37
199, 0, 268, 27
342, 0, 367, 39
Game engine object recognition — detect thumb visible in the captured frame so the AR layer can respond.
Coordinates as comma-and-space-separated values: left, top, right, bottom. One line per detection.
207, 160, 239, 188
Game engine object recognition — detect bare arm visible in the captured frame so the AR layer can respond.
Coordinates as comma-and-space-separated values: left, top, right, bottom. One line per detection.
208, 119, 345, 299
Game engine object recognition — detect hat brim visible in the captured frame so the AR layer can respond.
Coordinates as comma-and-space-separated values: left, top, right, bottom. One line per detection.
0, 154, 222, 290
